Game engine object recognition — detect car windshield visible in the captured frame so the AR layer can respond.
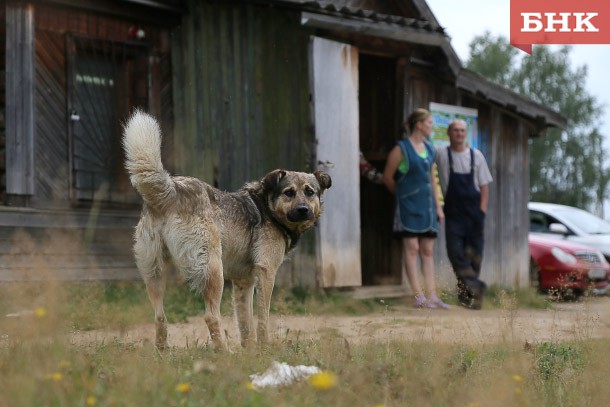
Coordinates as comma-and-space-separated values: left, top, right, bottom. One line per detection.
554, 207, 610, 234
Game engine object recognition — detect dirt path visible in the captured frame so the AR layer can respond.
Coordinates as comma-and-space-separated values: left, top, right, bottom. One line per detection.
72, 297, 610, 348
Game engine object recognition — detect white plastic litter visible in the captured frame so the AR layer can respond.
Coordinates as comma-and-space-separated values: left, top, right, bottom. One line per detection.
5, 310, 35, 318
250, 361, 321, 389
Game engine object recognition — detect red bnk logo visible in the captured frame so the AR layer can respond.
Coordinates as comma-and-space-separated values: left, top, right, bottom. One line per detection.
511, 0, 610, 54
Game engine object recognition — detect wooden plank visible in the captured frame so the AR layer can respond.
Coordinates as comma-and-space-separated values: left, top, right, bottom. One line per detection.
312, 36, 362, 287
0, 240, 132, 255
0, 253, 135, 269
0, 268, 141, 282
35, 30, 70, 201
347, 285, 408, 300
6, 3, 35, 195
485, 106, 504, 286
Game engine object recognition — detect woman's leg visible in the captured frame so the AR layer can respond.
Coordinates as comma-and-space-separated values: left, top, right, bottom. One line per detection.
420, 237, 449, 309
403, 237, 423, 297
419, 237, 437, 297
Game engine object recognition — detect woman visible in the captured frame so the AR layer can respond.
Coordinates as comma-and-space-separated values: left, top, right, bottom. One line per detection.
383, 108, 448, 309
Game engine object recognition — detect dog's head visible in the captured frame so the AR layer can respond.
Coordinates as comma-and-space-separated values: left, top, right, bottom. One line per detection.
261, 169, 331, 234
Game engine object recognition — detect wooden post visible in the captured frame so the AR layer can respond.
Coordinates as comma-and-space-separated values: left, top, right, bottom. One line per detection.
6, 2, 35, 195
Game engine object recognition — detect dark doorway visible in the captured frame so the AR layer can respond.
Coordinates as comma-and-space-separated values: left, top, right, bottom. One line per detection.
359, 53, 403, 286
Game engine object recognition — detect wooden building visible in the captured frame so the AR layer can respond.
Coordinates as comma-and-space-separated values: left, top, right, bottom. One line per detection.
1, 0, 565, 293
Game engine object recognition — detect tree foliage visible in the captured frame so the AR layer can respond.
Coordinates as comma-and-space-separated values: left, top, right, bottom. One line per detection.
465, 32, 608, 212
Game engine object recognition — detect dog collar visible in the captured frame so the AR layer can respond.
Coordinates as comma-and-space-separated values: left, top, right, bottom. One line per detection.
247, 190, 300, 253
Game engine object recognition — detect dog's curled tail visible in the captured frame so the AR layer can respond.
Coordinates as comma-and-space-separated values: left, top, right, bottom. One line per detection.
122, 109, 175, 209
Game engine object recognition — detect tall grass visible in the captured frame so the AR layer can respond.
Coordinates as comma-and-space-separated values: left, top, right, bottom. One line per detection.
1, 281, 608, 406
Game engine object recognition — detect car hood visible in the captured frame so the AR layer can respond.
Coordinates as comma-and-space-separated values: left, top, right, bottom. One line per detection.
528, 233, 601, 252
569, 234, 610, 257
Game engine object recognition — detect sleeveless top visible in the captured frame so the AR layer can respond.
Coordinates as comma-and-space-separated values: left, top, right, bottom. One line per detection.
394, 139, 438, 233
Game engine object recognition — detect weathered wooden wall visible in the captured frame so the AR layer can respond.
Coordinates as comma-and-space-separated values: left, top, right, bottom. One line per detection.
34, 28, 69, 203
5, 3, 35, 196
1, 2, 174, 282
0, 4, 6, 203
171, 1, 317, 286
31, 3, 172, 207
0, 208, 139, 281
0, 0, 544, 288
171, 1, 313, 188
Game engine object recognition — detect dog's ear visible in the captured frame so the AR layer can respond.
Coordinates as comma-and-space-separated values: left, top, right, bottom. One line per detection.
262, 169, 286, 192
314, 171, 332, 191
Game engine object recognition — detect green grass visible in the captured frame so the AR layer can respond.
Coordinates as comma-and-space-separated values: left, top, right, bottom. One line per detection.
1, 331, 609, 406
483, 285, 555, 310
3, 281, 608, 406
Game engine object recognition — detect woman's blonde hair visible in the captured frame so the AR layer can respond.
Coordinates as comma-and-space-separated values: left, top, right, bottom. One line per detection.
404, 108, 431, 133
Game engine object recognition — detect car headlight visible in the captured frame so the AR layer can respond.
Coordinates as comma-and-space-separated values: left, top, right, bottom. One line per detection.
551, 247, 577, 264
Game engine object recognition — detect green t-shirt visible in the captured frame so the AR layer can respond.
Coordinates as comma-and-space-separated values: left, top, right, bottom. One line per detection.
398, 149, 427, 174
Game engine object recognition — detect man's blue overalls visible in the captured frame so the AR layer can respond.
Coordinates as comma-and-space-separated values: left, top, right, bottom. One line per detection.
443, 147, 487, 309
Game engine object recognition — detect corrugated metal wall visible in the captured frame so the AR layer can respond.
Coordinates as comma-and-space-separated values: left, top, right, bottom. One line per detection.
171, 1, 318, 287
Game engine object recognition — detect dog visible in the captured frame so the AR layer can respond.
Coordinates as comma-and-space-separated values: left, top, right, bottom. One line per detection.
122, 110, 331, 350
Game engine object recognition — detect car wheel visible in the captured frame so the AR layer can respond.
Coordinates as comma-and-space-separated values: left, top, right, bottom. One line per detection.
530, 258, 542, 292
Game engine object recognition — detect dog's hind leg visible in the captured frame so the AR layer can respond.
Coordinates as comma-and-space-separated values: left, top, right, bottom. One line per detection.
232, 280, 255, 347
200, 245, 227, 351
165, 216, 227, 351
134, 223, 170, 350
145, 269, 169, 350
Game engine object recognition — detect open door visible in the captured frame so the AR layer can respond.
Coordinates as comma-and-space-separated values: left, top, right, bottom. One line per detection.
311, 36, 361, 287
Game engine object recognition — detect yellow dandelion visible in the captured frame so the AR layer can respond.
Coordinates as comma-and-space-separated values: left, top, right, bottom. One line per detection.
308, 371, 337, 390
86, 396, 97, 406
45, 372, 63, 381
514, 387, 522, 395
34, 307, 47, 318
245, 382, 256, 390
176, 383, 191, 393
512, 374, 524, 382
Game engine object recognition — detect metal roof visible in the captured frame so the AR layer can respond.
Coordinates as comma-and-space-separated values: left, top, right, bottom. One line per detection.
264, 0, 445, 34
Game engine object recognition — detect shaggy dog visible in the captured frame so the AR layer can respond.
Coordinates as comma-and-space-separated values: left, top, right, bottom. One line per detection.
122, 110, 331, 349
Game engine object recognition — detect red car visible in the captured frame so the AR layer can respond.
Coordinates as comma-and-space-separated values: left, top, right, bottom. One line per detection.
529, 233, 610, 298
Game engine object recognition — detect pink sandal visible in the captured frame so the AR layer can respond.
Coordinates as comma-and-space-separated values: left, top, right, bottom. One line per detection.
428, 295, 450, 310
414, 294, 427, 308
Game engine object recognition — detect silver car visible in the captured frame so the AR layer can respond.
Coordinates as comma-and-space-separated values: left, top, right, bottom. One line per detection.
528, 202, 610, 262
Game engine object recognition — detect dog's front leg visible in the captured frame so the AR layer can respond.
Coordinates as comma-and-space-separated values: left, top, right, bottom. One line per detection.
255, 266, 277, 345
232, 281, 255, 347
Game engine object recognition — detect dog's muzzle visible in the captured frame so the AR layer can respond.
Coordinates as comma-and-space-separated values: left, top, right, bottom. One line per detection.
287, 205, 314, 222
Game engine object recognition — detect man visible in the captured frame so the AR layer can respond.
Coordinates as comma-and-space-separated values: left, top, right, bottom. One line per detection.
435, 119, 493, 309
